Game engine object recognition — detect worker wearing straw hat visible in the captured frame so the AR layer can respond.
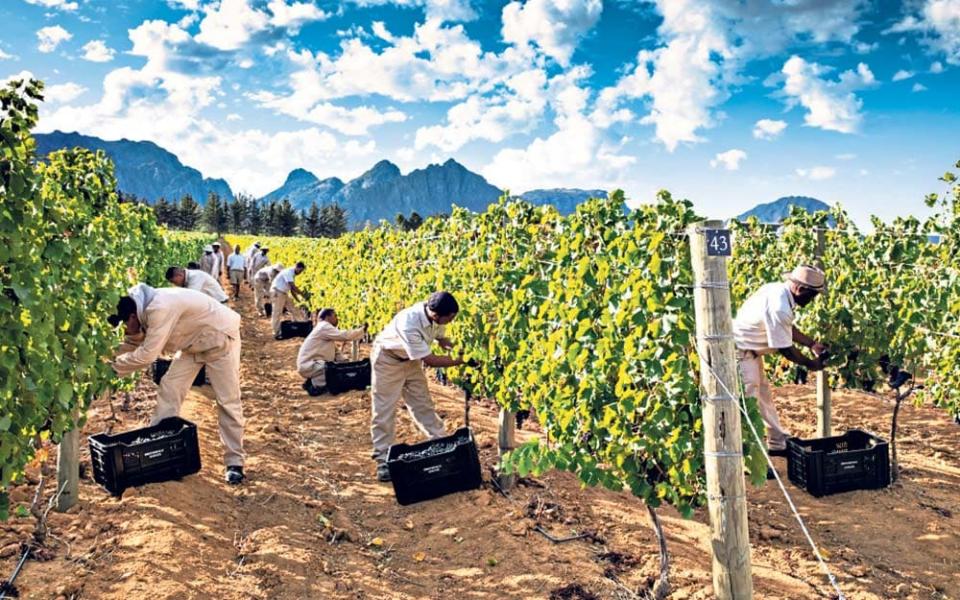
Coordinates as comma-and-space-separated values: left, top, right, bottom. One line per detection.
733, 265, 830, 461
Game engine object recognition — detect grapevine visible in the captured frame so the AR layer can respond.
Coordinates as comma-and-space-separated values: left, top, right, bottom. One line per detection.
0, 79, 210, 518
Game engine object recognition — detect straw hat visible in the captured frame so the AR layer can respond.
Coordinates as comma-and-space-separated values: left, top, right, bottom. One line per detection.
783, 265, 826, 291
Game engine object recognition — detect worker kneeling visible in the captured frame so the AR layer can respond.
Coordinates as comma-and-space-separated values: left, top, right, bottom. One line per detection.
370, 291, 476, 483
297, 308, 367, 396
108, 284, 247, 485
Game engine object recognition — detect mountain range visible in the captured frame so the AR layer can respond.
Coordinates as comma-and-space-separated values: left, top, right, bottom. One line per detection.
34, 131, 233, 204
33, 131, 830, 227
736, 196, 831, 223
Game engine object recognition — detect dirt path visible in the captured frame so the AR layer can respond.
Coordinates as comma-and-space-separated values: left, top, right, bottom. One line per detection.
2, 282, 959, 599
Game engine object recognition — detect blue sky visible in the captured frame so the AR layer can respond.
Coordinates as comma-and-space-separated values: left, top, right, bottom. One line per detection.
2, 0, 959, 225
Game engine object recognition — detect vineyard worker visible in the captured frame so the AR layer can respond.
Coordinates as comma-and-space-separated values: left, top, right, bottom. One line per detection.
211, 242, 225, 281
253, 262, 282, 317
166, 265, 228, 304
200, 245, 217, 278
733, 265, 829, 458
297, 308, 367, 396
248, 247, 270, 287
369, 291, 476, 482
270, 261, 308, 339
226, 245, 246, 300
244, 241, 261, 282
108, 283, 247, 485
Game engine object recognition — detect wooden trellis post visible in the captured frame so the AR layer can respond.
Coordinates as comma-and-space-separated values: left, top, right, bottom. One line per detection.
55, 411, 81, 512
688, 221, 753, 599
815, 229, 831, 437
497, 409, 516, 490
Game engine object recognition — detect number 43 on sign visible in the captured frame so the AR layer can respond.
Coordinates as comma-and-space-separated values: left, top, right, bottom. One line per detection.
706, 229, 732, 256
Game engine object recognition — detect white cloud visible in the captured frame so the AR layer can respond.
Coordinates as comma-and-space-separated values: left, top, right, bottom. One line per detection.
226, 113, 242, 121
481, 67, 634, 193
347, 0, 477, 23
710, 149, 746, 170
888, 0, 960, 64
835, 153, 857, 160
82, 40, 116, 62
796, 166, 836, 180
25, 0, 78, 11
593, 1, 869, 151
854, 41, 878, 54
257, 98, 407, 135
0, 49, 14, 60
482, 115, 634, 194
168, 0, 201, 9
931, 60, 945, 72
371, 21, 395, 42
193, 0, 327, 50
780, 55, 876, 134
238, 58, 254, 68
414, 68, 548, 151
501, 0, 602, 66
255, 19, 513, 107
892, 69, 914, 81
267, 0, 329, 29
45, 81, 86, 103
37, 25, 72, 53
752, 118, 787, 140
177, 13, 199, 28
37, 19, 376, 196
195, 0, 269, 50
913, 82, 928, 91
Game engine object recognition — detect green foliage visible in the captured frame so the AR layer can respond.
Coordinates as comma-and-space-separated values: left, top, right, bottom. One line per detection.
0, 78, 211, 515
230, 189, 769, 515
730, 174, 960, 419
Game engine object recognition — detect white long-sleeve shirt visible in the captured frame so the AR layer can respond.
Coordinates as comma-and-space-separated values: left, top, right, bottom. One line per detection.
184, 269, 228, 303
113, 288, 241, 376
297, 321, 365, 376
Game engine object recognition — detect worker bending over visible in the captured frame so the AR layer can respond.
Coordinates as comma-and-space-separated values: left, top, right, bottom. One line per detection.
109, 284, 247, 484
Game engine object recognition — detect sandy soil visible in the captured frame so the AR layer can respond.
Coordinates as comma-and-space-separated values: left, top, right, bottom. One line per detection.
2, 280, 958, 600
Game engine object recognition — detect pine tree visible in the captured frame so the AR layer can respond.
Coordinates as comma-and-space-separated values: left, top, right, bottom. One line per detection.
276, 198, 300, 236
228, 196, 244, 233
320, 204, 348, 237
178, 195, 201, 230
303, 201, 321, 237
153, 197, 176, 227
203, 192, 223, 233
218, 196, 230, 233
243, 196, 262, 234
263, 201, 278, 235
395, 211, 423, 231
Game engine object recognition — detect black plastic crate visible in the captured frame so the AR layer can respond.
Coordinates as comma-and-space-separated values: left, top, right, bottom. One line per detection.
278, 320, 312, 339
387, 427, 482, 506
88, 417, 202, 496
326, 359, 371, 395
787, 429, 890, 497
153, 358, 206, 387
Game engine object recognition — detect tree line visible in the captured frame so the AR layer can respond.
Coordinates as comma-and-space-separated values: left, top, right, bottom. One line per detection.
127, 193, 350, 238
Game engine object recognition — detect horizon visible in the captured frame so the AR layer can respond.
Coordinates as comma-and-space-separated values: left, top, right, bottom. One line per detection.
4, 1, 960, 226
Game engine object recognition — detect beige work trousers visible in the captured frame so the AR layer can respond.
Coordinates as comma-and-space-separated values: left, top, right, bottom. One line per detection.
369, 343, 446, 463
738, 350, 789, 451
153, 335, 245, 467
270, 290, 306, 336
254, 279, 270, 314
300, 360, 328, 387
